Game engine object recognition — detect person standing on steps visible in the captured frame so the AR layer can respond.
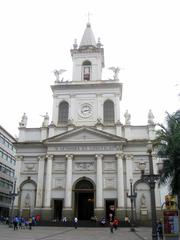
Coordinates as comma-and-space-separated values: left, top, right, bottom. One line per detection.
109, 213, 114, 233
74, 217, 78, 229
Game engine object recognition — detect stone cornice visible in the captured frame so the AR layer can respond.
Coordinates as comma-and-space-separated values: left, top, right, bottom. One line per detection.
51, 81, 122, 91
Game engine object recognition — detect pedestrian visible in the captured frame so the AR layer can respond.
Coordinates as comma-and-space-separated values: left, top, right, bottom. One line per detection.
62, 216, 67, 223
109, 213, 114, 233
13, 216, 18, 230
100, 217, 106, 226
74, 217, 78, 229
157, 221, 163, 240
29, 217, 32, 230
113, 218, 119, 230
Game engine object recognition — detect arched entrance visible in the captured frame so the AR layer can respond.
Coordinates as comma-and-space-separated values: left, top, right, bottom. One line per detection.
74, 179, 95, 220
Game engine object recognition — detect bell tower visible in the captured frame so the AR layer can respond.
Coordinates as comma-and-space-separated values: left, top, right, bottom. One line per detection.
70, 23, 104, 82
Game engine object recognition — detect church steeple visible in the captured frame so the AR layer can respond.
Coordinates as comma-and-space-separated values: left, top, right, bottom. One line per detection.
79, 23, 96, 48
71, 23, 104, 82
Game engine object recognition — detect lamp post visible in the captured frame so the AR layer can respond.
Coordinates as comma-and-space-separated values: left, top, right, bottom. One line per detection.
9, 177, 19, 227
127, 179, 137, 232
138, 141, 161, 240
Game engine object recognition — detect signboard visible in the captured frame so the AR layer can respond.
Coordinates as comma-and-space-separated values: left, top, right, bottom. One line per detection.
163, 210, 179, 237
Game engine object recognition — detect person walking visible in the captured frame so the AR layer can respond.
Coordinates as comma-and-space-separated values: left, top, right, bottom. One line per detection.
74, 217, 78, 229
109, 213, 114, 233
28, 217, 32, 230
13, 216, 18, 230
157, 221, 163, 240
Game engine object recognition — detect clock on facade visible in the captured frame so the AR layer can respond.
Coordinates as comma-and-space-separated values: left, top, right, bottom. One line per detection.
79, 104, 93, 118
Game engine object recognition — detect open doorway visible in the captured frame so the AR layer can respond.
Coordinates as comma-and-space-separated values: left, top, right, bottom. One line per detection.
74, 179, 95, 220
105, 199, 116, 220
54, 199, 63, 221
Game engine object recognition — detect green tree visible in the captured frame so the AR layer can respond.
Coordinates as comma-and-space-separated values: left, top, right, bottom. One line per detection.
154, 110, 180, 208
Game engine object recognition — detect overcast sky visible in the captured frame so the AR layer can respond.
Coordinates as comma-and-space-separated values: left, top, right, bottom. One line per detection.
0, 0, 180, 137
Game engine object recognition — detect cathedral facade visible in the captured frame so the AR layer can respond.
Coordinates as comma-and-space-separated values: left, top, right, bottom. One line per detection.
14, 23, 161, 222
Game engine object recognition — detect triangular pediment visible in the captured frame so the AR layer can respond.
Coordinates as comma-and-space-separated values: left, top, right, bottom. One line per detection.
44, 127, 126, 144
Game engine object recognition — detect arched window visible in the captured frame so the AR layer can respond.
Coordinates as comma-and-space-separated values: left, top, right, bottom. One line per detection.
58, 101, 69, 124
82, 60, 91, 81
75, 179, 94, 190
103, 100, 115, 123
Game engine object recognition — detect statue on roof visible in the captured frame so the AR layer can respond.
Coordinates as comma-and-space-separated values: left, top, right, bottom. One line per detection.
124, 110, 131, 125
73, 39, 78, 49
53, 69, 67, 83
109, 67, 120, 80
19, 113, 28, 128
148, 109, 155, 125
41, 112, 49, 127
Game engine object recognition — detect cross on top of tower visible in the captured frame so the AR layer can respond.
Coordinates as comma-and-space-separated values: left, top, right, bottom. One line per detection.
85, 12, 93, 25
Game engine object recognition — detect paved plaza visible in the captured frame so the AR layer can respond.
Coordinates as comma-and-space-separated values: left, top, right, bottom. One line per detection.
0, 224, 152, 240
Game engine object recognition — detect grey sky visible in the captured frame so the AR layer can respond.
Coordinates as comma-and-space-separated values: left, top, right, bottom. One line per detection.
0, 0, 179, 136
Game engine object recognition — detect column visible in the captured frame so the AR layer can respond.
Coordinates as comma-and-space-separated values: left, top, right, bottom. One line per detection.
125, 154, 133, 208
14, 156, 23, 207
44, 155, 53, 208
35, 156, 45, 208
95, 154, 103, 208
64, 154, 73, 208
116, 153, 125, 208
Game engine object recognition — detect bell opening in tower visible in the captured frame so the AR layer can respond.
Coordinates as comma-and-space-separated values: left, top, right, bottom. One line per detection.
83, 67, 90, 81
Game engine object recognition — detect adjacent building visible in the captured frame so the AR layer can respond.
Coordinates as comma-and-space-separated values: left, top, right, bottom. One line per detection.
14, 22, 161, 222
0, 126, 16, 217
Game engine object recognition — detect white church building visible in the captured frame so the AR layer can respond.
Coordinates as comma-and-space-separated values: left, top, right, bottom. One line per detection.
14, 22, 161, 222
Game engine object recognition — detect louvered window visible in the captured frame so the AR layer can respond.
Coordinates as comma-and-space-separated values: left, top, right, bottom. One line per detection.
58, 101, 69, 124
82, 60, 91, 81
103, 100, 115, 123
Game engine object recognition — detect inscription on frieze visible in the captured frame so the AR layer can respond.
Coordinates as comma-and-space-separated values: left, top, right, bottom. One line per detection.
49, 145, 120, 152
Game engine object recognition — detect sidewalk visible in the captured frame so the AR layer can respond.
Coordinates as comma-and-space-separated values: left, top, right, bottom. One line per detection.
0, 224, 152, 240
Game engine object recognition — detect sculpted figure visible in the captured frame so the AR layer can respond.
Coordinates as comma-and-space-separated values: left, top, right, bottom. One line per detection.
42, 112, 49, 127
53, 69, 66, 82
140, 193, 146, 207
24, 193, 31, 207
124, 110, 131, 125
148, 109, 154, 125
109, 67, 120, 80
19, 113, 28, 127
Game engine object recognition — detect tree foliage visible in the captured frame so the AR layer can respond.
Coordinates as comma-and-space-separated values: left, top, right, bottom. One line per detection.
153, 110, 180, 195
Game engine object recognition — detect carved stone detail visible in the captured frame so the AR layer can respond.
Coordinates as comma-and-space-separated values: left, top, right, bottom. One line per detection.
52, 178, 64, 189
24, 163, 37, 172
75, 162, 95, 171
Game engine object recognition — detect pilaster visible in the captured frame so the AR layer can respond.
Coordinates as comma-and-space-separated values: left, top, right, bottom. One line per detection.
41, 127, 48, 140
14, 155, 23, 207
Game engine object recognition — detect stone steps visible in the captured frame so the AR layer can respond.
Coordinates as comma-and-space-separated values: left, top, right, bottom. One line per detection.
38, 220, 131, 228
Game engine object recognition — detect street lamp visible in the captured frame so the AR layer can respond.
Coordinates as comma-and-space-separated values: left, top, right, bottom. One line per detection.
138, 141, 161, 240
9, 177, 19, 227
127, 179, 137, 232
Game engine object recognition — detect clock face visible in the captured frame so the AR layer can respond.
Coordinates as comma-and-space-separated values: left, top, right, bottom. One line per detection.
80, 104, 92, 118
